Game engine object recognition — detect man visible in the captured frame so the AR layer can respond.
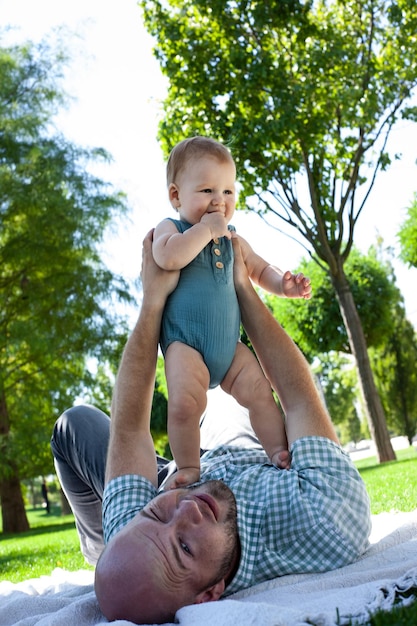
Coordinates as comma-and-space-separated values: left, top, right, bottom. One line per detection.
51, 231, 371, 624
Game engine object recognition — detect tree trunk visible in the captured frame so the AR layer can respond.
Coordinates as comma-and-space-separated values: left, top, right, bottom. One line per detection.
0, 390, 30, 533
0, 472, 30, 533
332, 271, 396, 463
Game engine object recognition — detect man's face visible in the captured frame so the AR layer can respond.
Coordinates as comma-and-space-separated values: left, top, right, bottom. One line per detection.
138, 479, 239, 588
95, 479, 239, 624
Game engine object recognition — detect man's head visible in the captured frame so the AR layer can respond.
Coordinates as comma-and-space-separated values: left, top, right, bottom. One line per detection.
95, 480, 240, 624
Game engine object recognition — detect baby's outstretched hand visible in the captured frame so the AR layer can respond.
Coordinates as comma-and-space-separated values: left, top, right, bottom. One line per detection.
163, 467, 201, 490
282, 270, 312, 300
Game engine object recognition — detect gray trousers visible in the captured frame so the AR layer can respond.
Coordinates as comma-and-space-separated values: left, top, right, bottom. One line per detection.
50, 388, 260, 565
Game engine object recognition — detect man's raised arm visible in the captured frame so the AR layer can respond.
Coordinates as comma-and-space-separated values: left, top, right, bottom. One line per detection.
105, 231, 179, 486
231, 234, 338, 448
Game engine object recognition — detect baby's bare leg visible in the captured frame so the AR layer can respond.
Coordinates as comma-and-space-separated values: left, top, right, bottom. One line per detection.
221, 343, 290, 469
164, 342, 210, 488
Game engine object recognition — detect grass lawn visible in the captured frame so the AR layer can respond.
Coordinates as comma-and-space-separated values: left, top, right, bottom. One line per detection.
0, 446, 416, 624
0, 506, 93, 582
355, 446, 417, 514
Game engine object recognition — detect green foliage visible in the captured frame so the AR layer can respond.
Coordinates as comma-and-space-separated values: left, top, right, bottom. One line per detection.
265, 247, 417, 444
151, 383, 168, 434
398, 194, 417, 268
370, 303, 417, 443
151, 356, 168, 434
313, 352, 362, 445
151, 357, 170, 458
0, 35, 134, 483
265, 246, 399, 359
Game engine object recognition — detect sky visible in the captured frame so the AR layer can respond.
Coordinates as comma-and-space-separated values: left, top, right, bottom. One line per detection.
2, 0, 417, 326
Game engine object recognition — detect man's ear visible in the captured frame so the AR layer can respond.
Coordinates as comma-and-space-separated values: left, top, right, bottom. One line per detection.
194, 579, 225, 604
168, 183, 180, 208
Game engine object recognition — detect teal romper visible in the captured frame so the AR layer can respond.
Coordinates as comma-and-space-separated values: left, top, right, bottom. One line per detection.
160, 219, 241, 388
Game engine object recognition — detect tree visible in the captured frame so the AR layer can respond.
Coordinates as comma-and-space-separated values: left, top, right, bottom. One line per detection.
313, 353, 363, 446
265, 247, 399, 360
370, 303, 417, 444
140, 0, 417, 461
0, 35, 133, 532
398, 193, 417, 268
267, 247, 417, 444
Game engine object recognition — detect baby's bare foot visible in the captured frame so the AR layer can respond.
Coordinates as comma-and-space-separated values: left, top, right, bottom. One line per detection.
271, 449, 291, 470
164, 466, 200, 490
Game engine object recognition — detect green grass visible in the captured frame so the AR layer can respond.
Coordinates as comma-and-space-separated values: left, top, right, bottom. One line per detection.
365, 597, 417, 626
355, 446, 417, 514
342, 446, 417, 625
1, 449, 416, 624
0, 506, 93, 583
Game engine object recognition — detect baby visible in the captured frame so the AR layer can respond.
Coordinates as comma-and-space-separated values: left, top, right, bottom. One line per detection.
153, 137, 311, 488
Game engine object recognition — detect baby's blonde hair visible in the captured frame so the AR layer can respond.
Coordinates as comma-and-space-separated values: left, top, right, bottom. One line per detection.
166, 136, 234, 186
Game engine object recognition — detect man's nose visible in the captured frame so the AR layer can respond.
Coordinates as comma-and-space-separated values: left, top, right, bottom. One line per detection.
175, 498, 204, 524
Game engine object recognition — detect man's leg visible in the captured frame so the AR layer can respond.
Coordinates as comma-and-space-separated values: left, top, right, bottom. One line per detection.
51, 404, 173, 563
51, 405, 109, 565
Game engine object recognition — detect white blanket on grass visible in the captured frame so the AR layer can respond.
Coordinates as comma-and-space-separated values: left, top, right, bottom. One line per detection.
1, 511, 416, 626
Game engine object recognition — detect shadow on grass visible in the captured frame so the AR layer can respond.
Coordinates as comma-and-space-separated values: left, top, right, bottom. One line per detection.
358, 456, 417, 475
0, 520, 76, 542
0, 542, 75, 568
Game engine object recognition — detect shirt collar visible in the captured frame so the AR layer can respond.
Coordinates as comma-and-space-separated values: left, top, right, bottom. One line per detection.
224, 497, 264, 596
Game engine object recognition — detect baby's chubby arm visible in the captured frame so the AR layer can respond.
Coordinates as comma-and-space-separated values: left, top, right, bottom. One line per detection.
238, 234, 312, 299
153, 214, 230, 270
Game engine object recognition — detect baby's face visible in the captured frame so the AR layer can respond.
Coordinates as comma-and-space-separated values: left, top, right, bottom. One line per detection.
170, 155, 236, 225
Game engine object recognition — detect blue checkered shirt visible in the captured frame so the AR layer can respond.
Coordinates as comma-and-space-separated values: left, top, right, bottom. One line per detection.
102, 436, 371, 596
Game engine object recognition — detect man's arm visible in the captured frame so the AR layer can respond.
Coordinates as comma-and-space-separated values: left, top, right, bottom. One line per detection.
105, 231, 179, 487
232, 234, 338, 448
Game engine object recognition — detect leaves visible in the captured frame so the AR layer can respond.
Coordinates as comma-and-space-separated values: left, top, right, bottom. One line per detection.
0, 34, 133, 481
398, 193, 417, 268
265, 246, 400, 358
370, 302, 417, 442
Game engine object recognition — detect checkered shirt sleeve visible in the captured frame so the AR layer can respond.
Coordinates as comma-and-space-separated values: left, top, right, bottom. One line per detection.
102, 473, 157, 543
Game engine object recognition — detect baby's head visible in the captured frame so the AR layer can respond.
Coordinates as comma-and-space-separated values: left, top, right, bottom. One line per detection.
167, 137, 234, 187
